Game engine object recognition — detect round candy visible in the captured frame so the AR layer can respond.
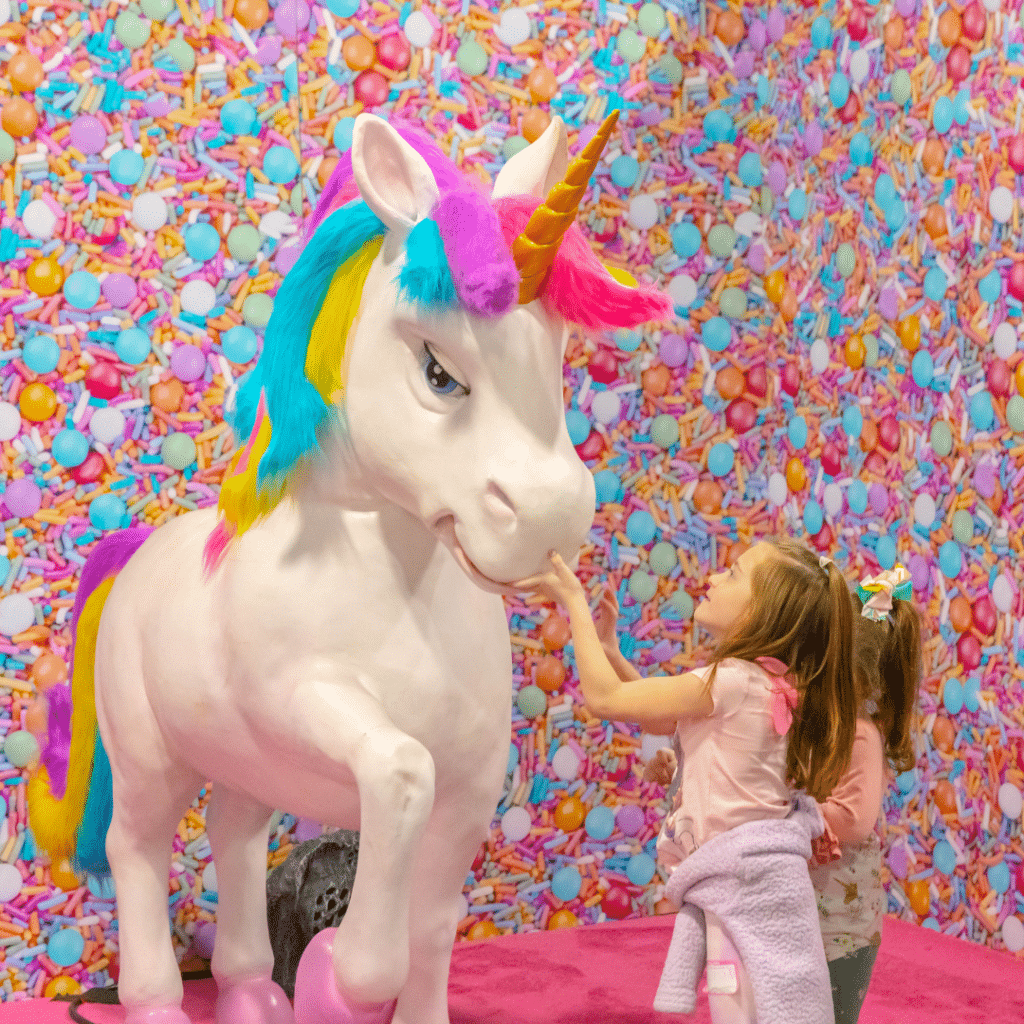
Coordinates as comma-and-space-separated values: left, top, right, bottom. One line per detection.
0, 130, 15, 164
653, 53, 683, 86
671, 222, 702, 258
951, 509, 974, 545
1003, 917, 1024, 955
516, 684, 546, 719
589, 391, 619, 425
788, 190, 807, 221
849, 132, 873, 168
19, 382, 56, 422
829, 73, 850, 109
626, 852, 656, 886
109, 148, 145, 186
102, 273, 137, 308
116, 327, 151, 365
737, 152, 762, 187
994, 322, 1018, 359
939, 541, 962, 579
651, 414, 679, 450
554, 795, 586, 832
89, 493, 128, 531
913, 493, 936, 528
706, 442, 734, 478
849, 49, 871, 86
933, 840, 956, 876
377, 33, 411, 71
701, 317, 731, 352
115, 10, 150, 47
803, 500, 823, 536
47, 927, 85, 968
23, 335, 60, 375
628, 571, 658, 603
923, 267, 947, 302
707, 224, 736, 258
930, 420, 953, 457
611, 155, 639, 189
500, 807, 532, 844
703, 110, 734, 144
227, 224, 262, 264
551, 867, 582, 901
22, 199, 57, 240
585, 805, 615, 840
221, 325, 259, 364
836, 243, 857, 278
456, 39, 488, 76
4, 477, 40, 518
221, 99, 256, 136
342, 34, 376, 72
989, 185, 1014, 224
719, 287, 747, 319
494, 8, 530, 46
992, 574, 1014, 613
628, 195, 659, 230
0, 403, 20, 443
847, 480, 868, 515
132, 192, 168, 232
242, 294, 274, 329
890, 69, 912, 106
264, 146, 299, 184
0, 863, 23, 903
932, 96, 954, 135
8, 49, 44, 93
166, 36, 196, 72
1008, 395, 1024, 432
811, 14, 833, 49
184, 223, 221, 263
998, 783, 1023, 819
911, 350, 934, 388
52, 429, 89, 468
616, 28, 645, 64
970, 390, 994, 431
809, 338, 829, 374
89, 407, 126, 446
180, 280, 217, 318
626, 511, 657, 547
142, 0, 175, 17
2, 97, 39, 138
4, 729, 37, 768
649, 541, 678, 577
162, 433, 198, 471
551, 745, 580, 782
0, 594, 34, 636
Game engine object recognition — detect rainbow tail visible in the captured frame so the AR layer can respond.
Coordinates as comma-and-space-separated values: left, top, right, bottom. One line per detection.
28, 528, 153, 875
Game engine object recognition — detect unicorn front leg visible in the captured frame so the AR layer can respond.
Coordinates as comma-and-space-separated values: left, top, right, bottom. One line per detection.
289, 671, 436, 1024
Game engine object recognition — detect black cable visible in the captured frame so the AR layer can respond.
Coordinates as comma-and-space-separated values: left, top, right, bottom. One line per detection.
51, 968, 214, 1024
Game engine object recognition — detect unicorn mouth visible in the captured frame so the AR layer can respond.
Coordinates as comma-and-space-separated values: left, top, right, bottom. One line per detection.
432, 516, 516, 595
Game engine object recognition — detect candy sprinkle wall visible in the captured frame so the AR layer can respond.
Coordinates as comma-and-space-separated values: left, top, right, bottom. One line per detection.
0, 0, 1024, 1001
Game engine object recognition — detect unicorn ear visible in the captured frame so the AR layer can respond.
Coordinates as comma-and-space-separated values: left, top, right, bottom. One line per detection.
351, 114, 440, 235
491, 116, 569, 200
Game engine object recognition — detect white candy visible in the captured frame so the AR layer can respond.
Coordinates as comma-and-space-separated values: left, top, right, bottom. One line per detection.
849, 49, 871, 85
202, 861, 218, 893
551, 745, 580, 782
993, 322, 1018, 359
180, 279, 217, 316
667, 274, 697, 308
495, 8, 531, 47
0, 0, 10, 26
258, 210, 294, 240
640, 733, 672, 764
0, 402, 21, 442
590, 389, 621, 425
733, 211, 762, 237
982, 0, 1001, 11
500, 806, 532, 844
767, 471, 788, 506
989, 185, 1014, 224
22, 199, 57, 240
402, 10, 434, 48
0, 863, 22, 904
628, 194, 659, 230
913, 493, 936, 528
1002, 915, 1024, 954
0, 594, 34, 637
992, 573, 1013, 613
822, 482, 843, 518
810, 337, 830, 374
89, 407, 126, 446
998, 782, 1023, 820
132, 192, 169, 232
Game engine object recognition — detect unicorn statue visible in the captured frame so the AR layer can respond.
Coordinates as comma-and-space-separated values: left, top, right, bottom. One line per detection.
28, 111, 671, 1024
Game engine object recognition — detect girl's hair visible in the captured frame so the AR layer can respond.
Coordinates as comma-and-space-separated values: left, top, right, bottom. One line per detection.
702, 538, 857, 803
852, 594, 922, 774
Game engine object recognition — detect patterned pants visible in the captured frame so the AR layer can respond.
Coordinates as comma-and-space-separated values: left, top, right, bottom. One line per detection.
827, 943, 880, 1024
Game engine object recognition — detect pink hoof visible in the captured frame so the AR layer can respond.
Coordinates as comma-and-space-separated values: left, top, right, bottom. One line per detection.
124, 1008, 192, 1024
216, 974, 295, 1024
293, 928, 396, 1024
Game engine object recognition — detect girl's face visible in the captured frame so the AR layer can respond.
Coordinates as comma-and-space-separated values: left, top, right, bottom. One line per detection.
695, 542, 777, 639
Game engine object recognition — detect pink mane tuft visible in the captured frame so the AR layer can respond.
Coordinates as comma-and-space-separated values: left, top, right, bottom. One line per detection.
493, 196, 673, 331
202, 519, 234, 577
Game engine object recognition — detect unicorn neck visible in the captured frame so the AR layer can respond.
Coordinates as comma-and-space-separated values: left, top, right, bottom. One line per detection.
288, 436, 399, 515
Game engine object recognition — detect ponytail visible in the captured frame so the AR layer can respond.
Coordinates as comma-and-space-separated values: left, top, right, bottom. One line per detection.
875, 599, 922, 773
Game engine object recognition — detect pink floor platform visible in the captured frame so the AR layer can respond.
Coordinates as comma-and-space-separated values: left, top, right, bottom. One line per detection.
1, 914, 1021, 1023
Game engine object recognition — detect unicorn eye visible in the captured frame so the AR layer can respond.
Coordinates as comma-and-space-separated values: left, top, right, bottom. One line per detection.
422, 345, 468, 397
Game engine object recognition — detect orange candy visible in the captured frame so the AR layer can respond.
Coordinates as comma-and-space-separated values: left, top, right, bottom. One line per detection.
883, 14, 904, 48
554, 795, 587, 832
844, 334, 866, 369
921, 139, 945, 176
8, 50, 44, 94
540, 614, 571, 651
342, 34, 376, 72
535, 655, 566, 693
948, 595, 972, 633
19, 382, 57, 422
932, 715, 956, 754
923, 204, 947, 239
859, 419, 878, 452
30, 652, 67, 690
151, 379, 184, 413
905, 878, 930, 916
786, 457, 807, 491
2, 96, 39, 138
548, 909, 578, 930
692, 479, 724, 515
937, 8, 962, 46
45, 978, 83, 999
51, 857, 81, 891
779, 288, 798, 321
468, 921, 501, 940
715, 10, 746, 47
26, 256, 64, 297
716, 365, 746, 400
317, 157, 338, 190
1015, 360, 1024, 398
641, 363, 672, 397
526, 65, 558, 103
233, 0, 269, 29
764, 269, 786, 305
521, 108, 551, 143
933, 779, 958, 816
898, 314, 921, 351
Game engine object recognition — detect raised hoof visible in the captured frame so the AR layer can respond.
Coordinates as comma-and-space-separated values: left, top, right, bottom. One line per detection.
216, 974, 295, 1024
124, 1008, 192, 1024
293, 928, 397, 1024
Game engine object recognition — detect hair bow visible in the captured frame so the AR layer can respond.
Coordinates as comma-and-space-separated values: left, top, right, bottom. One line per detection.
757, 656, 799, 736
857, 564, 912, 622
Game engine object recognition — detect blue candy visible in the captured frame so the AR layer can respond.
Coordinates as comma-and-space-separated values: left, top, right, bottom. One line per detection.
939, 540, 962, 579
116, 327, 151, 365
788, 416, 808, 449
803, 500, 823, 536
47, 928, 85, 968
22, 335, 60, 375
978, 269, 1001, 304
63, 270, 100, 310
52, 428, 90, 469
842, 405, 863, 439
788, 189, 807, 221
952, 88, 972, 127
829, 73, 850, 108
565, 410, 590, 446
613, 328, 642, 352
670, 222, 702, 258
875, 535, 896, 570
594, 469, 623, 505
333, 117, 356, 153
184, 222, 221, 263
551, 866, 582, 901
988, 861, 1011, 895
701, 317, 731, 352
969, 390, 994, 431
263, 145, 299, 184
911, 349, 934, 388
885, 199, 906, 230
943, 677, 964, 715
874, 173, 896, 208
585, 805, 615, 840
221, 325, 259, 364
847, 479, 868, 515
707, 442, 735, 478
626, 510, 657, 546
626, 853, 656, 886
221, 99, 256, 135
702, 110, 734, 143
109, 148, 144, 186
811, 14, 833, 50
610, 154, 640, 188
932, 95, 954, 135
849, 132, 873, 167
933, 840, 956, 876
737, 152, 763, 187
923, 266, 947, 301
89, 493, 128, 531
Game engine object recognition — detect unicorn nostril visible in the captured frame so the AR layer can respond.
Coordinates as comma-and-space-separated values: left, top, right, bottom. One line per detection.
484, 482, 517, 524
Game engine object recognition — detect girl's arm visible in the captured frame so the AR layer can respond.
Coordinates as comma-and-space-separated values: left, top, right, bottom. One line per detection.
818, 720, 885, 845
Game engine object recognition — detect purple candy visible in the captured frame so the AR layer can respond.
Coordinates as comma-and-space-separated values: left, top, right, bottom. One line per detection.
733, 51, 755, 79
909, 554, 930, 592
803, 122, 823, 158
878, 287, 899, 320
293, 818, 324, 843
4, 478, 42, 518
974, 460, 995, 499
748, 19, 767, 51
639, 103, 664, 127
275, 243, 302, 276
170, 345, 207, 384
895, 0, 916, 15
69, 115, 106, 156
659, 333, 688, 368
887, 844, 909, 880
256, 36, 282, 66
101, 272, 137, 309
868, 482, 889, 516
193, 921, 217, 960
767, 8, 786, 43
747, 243, 766, 275
577, 122, 600, 149
616, 804, 645, 837
767, 160, 788, 196
144, 96, 171, 118
274, 0, 311, 36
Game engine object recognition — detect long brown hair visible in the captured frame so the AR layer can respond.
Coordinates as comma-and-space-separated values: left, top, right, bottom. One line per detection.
852, 594, 922, 774
702, 538, 857, 803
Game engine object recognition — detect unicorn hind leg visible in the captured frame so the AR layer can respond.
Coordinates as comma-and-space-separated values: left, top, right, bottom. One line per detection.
204, 787, 293, 1024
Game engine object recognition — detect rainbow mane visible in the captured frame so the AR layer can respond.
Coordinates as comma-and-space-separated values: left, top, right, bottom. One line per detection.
204, 121, 671, 573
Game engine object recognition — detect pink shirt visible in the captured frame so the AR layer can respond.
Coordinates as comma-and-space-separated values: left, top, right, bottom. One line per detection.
657, 658, 793, 869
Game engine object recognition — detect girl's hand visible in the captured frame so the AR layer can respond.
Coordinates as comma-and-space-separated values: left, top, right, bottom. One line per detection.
644, 748, 678, 786
594, 583, 620, 648
515, 552, 585, 607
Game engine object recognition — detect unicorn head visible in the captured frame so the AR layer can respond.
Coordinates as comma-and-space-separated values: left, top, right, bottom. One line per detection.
207, 113, 672, 590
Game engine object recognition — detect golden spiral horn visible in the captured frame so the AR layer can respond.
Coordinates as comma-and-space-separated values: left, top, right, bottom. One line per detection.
512, 110, 620, 305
